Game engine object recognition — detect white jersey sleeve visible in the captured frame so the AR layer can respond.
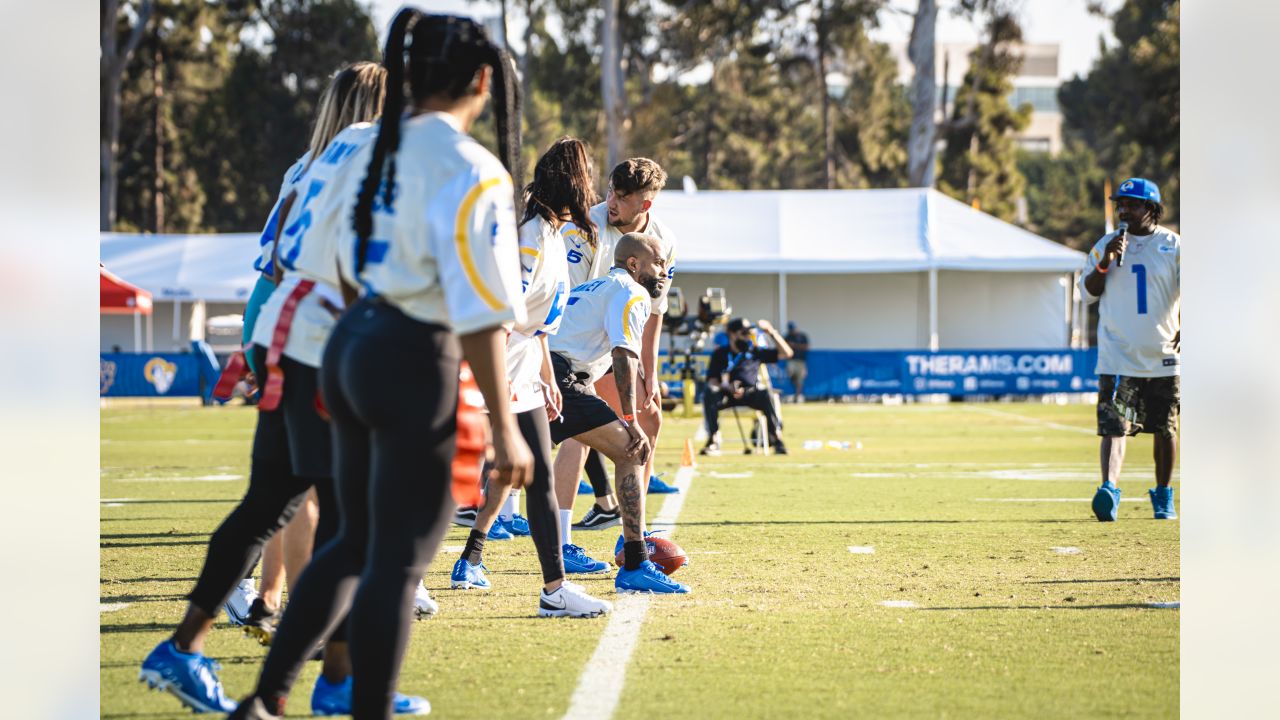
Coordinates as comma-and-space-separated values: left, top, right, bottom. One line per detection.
429, 170, 526, 335
649, 216, 678, 316
605, 284, 650, 359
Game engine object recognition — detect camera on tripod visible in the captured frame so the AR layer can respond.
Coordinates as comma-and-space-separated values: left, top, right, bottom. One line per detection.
661, 287, 732, 415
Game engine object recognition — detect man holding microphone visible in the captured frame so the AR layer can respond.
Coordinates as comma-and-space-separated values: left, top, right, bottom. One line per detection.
1080, 177, 1181, 522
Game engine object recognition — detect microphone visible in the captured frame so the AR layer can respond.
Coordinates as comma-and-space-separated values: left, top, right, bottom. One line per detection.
1115, 222, 1129, 268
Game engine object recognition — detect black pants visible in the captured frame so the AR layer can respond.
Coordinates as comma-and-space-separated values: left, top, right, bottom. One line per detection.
703, 387, 781, 442
253, 299, 458, 719
584, 449, 612, 498
186, 346, 336, 620
515, 409, 565, 583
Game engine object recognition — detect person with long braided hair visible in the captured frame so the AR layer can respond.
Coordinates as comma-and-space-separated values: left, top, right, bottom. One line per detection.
138, 62, 386, 716
231, 10, 532, 719
446, 136, 613, 617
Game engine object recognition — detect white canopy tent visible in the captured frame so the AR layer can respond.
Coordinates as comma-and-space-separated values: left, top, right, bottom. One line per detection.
99, 233, 261, 352
658, 188, 1089, 350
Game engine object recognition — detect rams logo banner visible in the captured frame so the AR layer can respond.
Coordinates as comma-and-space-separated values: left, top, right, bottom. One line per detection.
100, 353, 200, 397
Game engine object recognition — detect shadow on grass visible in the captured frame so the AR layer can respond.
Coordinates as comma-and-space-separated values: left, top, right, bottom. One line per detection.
112, 577, 200, 584
101, 532, 210, 540
101, 593, 189, 604
1028, 577, 1180, 584
101, 499, 237, 505
921, 603, 1177, 611
102, 540, 209, 548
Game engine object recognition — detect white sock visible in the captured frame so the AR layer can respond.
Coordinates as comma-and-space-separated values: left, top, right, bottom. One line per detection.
559, 509, 572, 547
500, 491, 518, 521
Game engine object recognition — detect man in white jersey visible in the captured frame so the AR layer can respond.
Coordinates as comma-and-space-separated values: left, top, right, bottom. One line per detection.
560, 158, 679, 531
1080, 177, 1180, 521
548, 232, 689, 594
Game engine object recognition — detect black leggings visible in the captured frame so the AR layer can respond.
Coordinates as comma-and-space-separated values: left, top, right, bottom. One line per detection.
252, 299, 458, 718
516, 409, 565, 584
187, 347, 339, 625
584, 448, 613, 498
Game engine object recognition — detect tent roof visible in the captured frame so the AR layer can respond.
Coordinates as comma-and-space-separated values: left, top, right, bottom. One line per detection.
100, 233, 262, 302
658, 188, 1086, 274
100, 264, 153, 315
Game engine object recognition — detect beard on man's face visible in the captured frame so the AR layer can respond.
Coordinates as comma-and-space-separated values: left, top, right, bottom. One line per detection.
640, 274, 664, 299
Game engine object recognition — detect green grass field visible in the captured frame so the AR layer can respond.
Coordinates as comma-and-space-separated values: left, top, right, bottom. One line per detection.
101, 401, 1179, 719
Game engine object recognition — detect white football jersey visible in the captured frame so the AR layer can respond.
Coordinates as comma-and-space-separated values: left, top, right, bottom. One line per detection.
1080, 226, 1181, 377
563, 202, 678, 314
549, 267, 651, 383
336, 112, 525, 334
507, 217, 571, 413
254, 152, 312, 277
251, 123, 377, 367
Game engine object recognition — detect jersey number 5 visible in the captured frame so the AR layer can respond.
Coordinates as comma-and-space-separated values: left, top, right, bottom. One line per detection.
280, 179, 325, 271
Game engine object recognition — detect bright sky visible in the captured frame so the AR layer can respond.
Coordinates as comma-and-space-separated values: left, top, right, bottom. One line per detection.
367, 0, 1120, 81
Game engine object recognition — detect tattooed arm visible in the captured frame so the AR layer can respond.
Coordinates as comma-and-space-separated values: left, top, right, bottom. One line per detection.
612, 347, 650, 462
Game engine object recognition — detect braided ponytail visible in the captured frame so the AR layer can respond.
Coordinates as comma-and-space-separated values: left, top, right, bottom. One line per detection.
354, 8, 417, 275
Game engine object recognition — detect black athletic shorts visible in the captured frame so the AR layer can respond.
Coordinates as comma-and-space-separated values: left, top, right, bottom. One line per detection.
549, 353, 620, 444
1096, 374, 1179, 439
250, 344, 333, 479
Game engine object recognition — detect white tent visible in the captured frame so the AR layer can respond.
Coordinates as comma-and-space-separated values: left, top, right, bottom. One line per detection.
658, 188, 1089, 350
99, 233, 262, 352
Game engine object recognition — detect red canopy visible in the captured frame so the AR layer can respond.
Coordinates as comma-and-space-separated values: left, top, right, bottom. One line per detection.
101, 264, 153, 315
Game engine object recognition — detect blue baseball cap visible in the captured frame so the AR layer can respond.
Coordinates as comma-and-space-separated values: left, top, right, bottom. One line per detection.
1111, 177, 1161, 205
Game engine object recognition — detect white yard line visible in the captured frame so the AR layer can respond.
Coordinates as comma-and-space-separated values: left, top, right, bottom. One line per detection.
561, 464, 695, 720
974, 497, 1145, 502
966, 405, 1096, 436
100, 603, 130, 613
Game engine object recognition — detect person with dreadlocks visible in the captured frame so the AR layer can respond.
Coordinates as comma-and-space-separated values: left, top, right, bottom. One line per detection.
1082, 177, 1181, 522
446, 137, 614, 617
139, 62, 388, 715
230, 10, 531, 719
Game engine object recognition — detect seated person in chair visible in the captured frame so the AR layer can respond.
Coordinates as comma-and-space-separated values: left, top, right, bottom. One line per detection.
700, 317, 793, 455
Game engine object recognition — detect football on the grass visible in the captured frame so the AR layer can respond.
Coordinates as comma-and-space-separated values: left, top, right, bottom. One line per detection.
616, 536, 687, 575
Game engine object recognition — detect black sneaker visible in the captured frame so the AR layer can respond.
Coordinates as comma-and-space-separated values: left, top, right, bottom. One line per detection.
771, 439, 788, 455
453, 505, 479, 528
699, 441, 721, 456
242, 598, 278, 646
572, 505, 621, 531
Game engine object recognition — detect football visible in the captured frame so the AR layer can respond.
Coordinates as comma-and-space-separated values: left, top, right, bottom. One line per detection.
616, 535, 688, 576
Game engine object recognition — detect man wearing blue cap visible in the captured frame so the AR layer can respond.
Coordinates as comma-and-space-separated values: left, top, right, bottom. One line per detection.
1079, 178, 1180, 521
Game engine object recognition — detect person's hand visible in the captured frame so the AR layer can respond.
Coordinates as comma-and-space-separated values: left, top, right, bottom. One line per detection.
543, 381, 563, 423
1103, 233, 1128, 267
640, 371, 659, 408
624, 422, 651, 464
732, 381, 746, 400
756, 319, 774, 333
490, 420, 533, 490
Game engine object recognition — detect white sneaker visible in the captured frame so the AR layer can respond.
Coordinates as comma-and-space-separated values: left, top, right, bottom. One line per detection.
413, 581, 439, 619
538, 583, 613, 618
224, 578, 257, 626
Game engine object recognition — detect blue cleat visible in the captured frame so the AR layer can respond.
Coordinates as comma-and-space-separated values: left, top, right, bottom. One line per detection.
1149, 486, 1177, 519
1091, 481, 1121, 522
503, 513, 531, 536
562, 543, 611, 574
450, 558, 491, 590
311, 675, 431, 716
139, 639, 238, 713
615, 559, 690, 594
577, 479, 593, 495
647, 474, 679, 494
486, 521, 513, 541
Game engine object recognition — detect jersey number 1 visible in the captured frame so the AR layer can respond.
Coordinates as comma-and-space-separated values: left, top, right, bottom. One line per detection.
1131, 264, 1147, 315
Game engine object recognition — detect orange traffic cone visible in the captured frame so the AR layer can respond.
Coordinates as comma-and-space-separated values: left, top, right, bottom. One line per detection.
681, 437, 696, 469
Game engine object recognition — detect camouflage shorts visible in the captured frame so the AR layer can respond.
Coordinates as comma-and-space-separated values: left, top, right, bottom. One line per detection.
1096, 375, 1180, 438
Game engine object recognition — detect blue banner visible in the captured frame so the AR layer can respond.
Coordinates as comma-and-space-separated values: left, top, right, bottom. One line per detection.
100, 353, 203, 397
660, 348, 1100, 398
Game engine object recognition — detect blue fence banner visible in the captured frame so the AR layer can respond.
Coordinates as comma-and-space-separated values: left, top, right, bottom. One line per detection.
100, 353, 203, 397
660, 348, 1100, 399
